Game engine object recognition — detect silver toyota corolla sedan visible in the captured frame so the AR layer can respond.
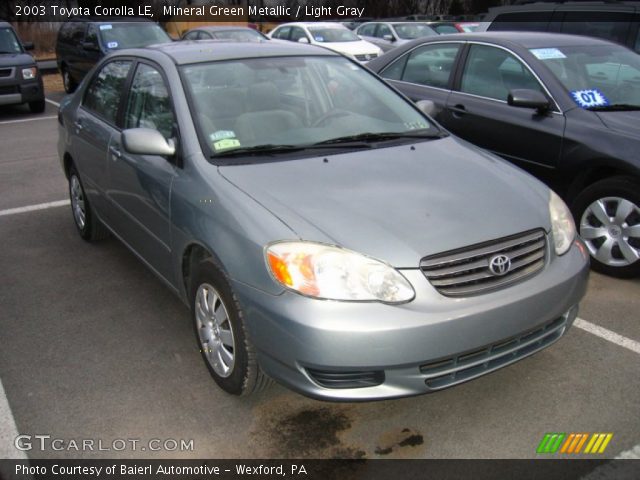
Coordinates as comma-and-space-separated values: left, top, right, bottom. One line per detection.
57, 40, 589, 401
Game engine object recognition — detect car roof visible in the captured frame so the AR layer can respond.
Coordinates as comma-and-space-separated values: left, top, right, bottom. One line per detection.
191, 26, 258, 32
277, 22, 348, 29
427, 31, 617, 48
145, 40, 338, 65
64, 17, 155, 23
0, 21, 12, 28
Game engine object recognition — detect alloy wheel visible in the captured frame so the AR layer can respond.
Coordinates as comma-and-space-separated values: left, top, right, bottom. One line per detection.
70, 175, 86, 230
580, 196, 640, 267
194, 283, 235, 378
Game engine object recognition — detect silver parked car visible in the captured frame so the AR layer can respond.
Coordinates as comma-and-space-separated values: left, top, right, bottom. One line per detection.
58, 41, 589, 401
355, 21, 438, 52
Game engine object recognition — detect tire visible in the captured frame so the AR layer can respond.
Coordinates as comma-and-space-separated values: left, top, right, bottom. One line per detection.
190, 259, 272, 396
571, 176, 640, 278
61, 66, 77, 94
68, 165, 109, 242
29, 99, 45, 113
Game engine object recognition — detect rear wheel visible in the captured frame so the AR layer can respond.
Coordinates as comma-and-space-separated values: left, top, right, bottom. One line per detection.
191, 259, 272, 395
571, 177, 640, 278
29, 99, 45, 113
61, 66, 77, 94
68, 165, 109, 241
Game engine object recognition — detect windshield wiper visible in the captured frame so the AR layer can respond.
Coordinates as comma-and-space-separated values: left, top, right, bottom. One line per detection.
586, 104, 640, 112
311, 130, 447, 146
212, 144, 306, 157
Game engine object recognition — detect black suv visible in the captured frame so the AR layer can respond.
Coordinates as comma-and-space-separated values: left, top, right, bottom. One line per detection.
482, 1, 640, 53
55, 18, 171, 93
0, 21, 45, 113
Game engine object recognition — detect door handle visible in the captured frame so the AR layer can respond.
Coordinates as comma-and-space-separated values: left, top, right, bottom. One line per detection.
449, 104, 467, 117
73, 120, 83, 131
109, 145, 122, 159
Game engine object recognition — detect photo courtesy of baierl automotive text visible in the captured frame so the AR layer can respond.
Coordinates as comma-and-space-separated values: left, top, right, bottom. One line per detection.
0, 1, 639, 479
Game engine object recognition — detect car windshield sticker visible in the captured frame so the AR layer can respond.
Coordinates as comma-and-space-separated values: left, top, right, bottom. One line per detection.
99, 25, 113, 31
213, 138, 241, 152
530, 48, 566, 60
314, 36, 324, 42
209, 131, 236, 142
107, 41, 118, 49
405, 121, 429, 130
570, 89, 610, 109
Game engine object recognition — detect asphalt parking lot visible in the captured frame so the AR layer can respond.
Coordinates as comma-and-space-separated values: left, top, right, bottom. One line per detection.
0, 87, 639, 461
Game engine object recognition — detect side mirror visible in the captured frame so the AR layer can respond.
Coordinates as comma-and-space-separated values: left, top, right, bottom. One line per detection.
122, 128, 176, 157
507, 89, 550, 112
22, 41, 34, 51
297, 37, 310, 44
416, 99, 436, 117
383, 34, 395, 42
82, 42, 100, 52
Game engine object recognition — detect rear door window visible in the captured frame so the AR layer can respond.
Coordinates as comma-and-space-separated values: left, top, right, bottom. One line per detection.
83, 60, 132, 125
385, 43, 461, 89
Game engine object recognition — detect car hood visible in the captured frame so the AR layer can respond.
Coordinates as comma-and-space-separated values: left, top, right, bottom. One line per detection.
319, 40, 380, 56
0, 53, 35, 68
595, 111, 640, 138
219, 136, 551, 268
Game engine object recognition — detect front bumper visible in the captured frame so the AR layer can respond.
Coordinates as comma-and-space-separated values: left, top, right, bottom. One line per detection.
0, 68, 44, 106
234, 239, 589, 401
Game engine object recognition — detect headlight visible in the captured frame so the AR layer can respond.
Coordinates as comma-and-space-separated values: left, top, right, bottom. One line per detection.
21, 67, 37, 80
265, 241, 415, 303
549, 191, 576, 255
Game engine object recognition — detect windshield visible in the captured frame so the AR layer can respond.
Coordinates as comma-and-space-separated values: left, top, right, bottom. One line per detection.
0, 27, 22, 54
307, 27, 359, 43
530, 45, 640, 109
212, 29, 265, 42
181, 56, 437, 159
393, 23, 436, 40
99, 23, 171, 50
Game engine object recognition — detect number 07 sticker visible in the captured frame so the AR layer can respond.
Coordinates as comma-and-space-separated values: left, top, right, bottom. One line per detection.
570, 89, 609, 109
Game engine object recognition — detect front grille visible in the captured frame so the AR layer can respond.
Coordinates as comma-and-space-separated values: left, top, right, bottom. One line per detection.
355, 53, 378, 61
420, 315, 566, 390
0, 68, 13, 78
0, 85, 18, 95
306, 368, 385, 389
420, 229, 547, 296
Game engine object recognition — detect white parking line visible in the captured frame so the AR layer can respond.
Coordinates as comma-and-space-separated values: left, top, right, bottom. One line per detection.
0, 115, 57, 125
46, 98, 60, 107
0, 199, 69, 217
0, 378, 26, 459
575, 318, 640, 355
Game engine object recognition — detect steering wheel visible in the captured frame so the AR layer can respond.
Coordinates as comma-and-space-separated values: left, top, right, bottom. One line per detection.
312, 109, 350, 128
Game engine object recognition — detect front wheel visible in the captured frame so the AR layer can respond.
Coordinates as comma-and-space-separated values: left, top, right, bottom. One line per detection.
191, 260, 272, 395
571, 177, 640, 278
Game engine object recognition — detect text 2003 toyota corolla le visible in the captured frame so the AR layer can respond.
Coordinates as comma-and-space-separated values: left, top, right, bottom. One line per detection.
57, 41, 589, 400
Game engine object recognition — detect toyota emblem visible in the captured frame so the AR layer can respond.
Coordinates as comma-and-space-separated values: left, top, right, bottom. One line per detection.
489, 254, 511, 276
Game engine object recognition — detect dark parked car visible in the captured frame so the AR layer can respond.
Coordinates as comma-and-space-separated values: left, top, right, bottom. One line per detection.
0, 21, 44, 113
481, 1, 640, 54
181, 26, 269, 42
369, 32, 640, 277
56, 18, 171, 93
